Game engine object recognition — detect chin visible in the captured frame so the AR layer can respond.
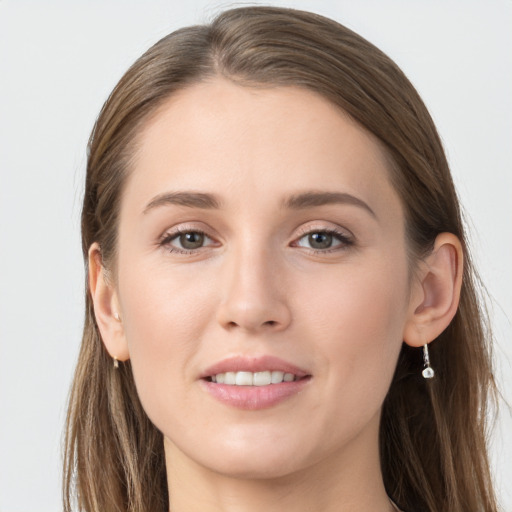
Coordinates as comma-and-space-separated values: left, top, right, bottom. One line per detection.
204, 454, 306, 481
167, 429, 314, 480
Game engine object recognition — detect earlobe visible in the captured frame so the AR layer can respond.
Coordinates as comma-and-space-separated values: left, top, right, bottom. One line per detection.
88, 242, 130, 361
403, 233, 463, 348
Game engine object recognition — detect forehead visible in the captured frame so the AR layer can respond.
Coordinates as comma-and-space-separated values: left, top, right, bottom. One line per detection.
124, 78, 402, 220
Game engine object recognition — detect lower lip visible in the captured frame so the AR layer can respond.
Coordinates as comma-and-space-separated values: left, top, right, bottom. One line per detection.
200, 377, 311, 410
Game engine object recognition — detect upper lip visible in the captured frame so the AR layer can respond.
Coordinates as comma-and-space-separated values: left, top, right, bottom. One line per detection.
200, 355, 310, 379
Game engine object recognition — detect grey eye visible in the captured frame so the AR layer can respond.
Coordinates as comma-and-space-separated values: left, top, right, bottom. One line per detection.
295, 230, 349, 251
307, 232, 333, 249
161, 228, 217, 254
178, 232, 205, 249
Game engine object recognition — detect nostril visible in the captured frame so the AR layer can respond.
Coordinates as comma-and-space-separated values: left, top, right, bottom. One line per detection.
228, 320, 277, 328
217, 298, 291, 332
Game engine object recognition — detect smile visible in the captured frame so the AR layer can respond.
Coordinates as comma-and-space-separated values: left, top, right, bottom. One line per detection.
200, 356, 311, 410
208, 371, 299, 385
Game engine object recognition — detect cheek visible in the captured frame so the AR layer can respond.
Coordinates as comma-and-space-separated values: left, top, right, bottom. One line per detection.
116, 263, 215, 422
299, 257, 408, 396
120, 261, 213, 346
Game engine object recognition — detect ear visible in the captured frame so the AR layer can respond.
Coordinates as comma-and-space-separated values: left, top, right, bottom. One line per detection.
88, 242, 130, 361
403, 233, 463, 347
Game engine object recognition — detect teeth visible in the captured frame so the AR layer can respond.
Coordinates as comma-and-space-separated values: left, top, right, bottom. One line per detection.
270, 371, 284, 384
253, 371, 271, 386
224, 372, 236, 385
236, 371, 253, 386
210, 370, 297, 385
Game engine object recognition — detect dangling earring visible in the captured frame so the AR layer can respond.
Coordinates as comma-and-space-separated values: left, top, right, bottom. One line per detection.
422, 344, 434, 379
113, 357, 119, 369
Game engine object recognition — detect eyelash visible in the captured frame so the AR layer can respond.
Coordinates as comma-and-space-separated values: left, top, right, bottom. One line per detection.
158, 227, 216, 255
158, 226, 354, 255
293, 227, 354, 254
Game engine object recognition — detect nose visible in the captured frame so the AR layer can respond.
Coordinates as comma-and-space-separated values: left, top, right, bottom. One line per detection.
216, 245, 292, 333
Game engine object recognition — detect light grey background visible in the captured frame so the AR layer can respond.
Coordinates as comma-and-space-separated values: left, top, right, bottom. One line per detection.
1, 1, 511, 511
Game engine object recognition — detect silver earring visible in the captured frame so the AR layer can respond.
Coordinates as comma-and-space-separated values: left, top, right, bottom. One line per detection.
114, 312, 121, 322
113, 357, 119, 369
422, 344, 434, 379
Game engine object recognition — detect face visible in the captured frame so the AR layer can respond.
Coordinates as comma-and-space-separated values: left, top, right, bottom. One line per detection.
113, 78, 414, 479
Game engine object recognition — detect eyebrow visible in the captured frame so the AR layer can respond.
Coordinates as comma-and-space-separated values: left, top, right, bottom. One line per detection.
283, 191, 376, 218
143, 190, 376, 218
143, 191, 222, 213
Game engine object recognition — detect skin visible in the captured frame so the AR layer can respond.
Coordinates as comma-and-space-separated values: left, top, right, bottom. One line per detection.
90, 78, 463, 512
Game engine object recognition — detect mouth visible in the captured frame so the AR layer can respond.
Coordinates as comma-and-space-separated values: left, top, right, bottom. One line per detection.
200, 356, 312, 410
206, 370, 302, 385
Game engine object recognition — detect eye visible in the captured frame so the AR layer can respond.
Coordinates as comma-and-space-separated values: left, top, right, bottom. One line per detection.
160, 229, 216, 253
294, 229, 353, 252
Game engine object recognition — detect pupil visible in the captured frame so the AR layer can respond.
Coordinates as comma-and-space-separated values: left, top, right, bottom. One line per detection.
180, 232, 204, 249
309, 232, 332, 249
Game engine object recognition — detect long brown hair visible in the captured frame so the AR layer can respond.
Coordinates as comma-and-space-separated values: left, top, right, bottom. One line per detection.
64, 6, 498, 511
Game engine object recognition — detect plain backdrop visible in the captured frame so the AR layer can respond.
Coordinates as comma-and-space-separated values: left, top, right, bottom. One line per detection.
0, 1, 511, 511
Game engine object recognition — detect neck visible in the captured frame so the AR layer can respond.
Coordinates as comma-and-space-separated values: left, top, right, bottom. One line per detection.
164, 415, 394, 512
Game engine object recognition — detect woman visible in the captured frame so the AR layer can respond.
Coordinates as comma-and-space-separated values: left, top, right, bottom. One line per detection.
64, 6, 498, 512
